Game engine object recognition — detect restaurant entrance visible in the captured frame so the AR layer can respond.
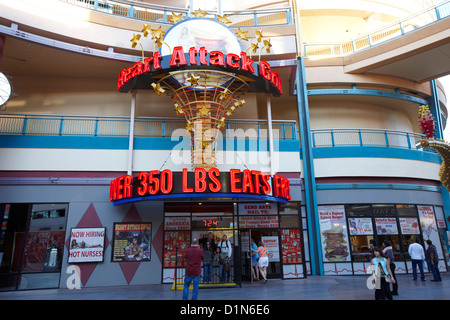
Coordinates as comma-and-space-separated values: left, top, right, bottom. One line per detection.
240, 229, 281, 282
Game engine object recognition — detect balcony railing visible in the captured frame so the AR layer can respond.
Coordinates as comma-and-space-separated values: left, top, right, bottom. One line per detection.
311, 128, 425, 150
62, 0, 293, 27
304, 0, 450, 57
0, 113, 297, 140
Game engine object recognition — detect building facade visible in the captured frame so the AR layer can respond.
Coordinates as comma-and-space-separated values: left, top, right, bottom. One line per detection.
0, 0, 449, 290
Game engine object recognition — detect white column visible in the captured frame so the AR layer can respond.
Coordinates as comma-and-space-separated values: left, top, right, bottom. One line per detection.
127, 91, 136, 175
266, 93, 275, 176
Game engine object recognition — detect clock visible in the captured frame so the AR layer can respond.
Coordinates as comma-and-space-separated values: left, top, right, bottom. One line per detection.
0, 72, 12, 110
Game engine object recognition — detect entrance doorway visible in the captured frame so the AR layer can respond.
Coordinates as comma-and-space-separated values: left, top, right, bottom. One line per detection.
239, 229, 281, 282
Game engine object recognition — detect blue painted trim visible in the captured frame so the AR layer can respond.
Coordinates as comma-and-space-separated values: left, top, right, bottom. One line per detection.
296, 57, 323, 276
112, 192, 289, 206
428, 80, 443, 140
313, 146, 441, 163
307, 88, 428, 106
0, 135, 300, 152
316, 183, 442, 192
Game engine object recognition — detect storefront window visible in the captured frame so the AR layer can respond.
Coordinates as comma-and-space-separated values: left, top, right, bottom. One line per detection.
0, 203, 67, 291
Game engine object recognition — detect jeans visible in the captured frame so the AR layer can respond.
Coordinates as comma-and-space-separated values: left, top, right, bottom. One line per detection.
183, 275, 200, 300
203, 263, 212, 283
429, 261, 441, 280
219, 264, 230, 282
411, 259, 425, 280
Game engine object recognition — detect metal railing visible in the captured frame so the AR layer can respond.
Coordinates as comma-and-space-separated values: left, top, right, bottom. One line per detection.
62, 0, 293, 27
304, 0, 450, 57
0, 113, 297, 140
311, 128, 426, 150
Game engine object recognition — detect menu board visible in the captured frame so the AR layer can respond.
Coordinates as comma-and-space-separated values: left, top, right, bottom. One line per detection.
399, 218, 420, 234
348, 218, 373, 235
163, 231, 190, 267
281, 229, 302, 264
112, 223, 151, 262
375, 218, 398, 234
318, 205, 350, 262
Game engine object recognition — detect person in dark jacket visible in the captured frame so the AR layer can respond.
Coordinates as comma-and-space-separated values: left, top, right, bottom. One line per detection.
426, 239, 442, 281
202, 241, 213, 284
183, 238, 204, 300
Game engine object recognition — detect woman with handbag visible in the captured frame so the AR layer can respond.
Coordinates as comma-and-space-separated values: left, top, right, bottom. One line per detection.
371, 247, 396, 300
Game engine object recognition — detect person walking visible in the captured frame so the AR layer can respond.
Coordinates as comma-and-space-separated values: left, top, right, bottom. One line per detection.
250, 239, 260, 281
371, 247, 395, 300
426, 239, 442, 282
254, 241, 269, 284
382, 240, 398, 295
202, 241, 213, 284
183, 238, 204, 300
408, 238, 425, 281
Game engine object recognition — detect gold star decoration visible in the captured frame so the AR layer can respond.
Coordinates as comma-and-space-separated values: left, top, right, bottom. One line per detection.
234, 99, 245, 108
130, 33, 141, 48
255, 30, 263, 42
142, 24, 152, 37
219, 89, 230, 100
188, 74, 200, 86
155, 36, 164, 48
169, 12, 183, 24
192, 9, 208, 18
186, 121, 194, 132
151, 83, 165, 96
226, 106, 235, 117
250, 42, 259, 54
217, 14, 231, 24
198, 105, 210, 117
216, 117, 226, 129
174, 103, 184, 116
151, 26, 165, 40
263, 39, 272, 53
235, 28, 248, 41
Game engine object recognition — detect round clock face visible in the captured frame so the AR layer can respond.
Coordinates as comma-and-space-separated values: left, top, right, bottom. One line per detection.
0, 72, 12, 107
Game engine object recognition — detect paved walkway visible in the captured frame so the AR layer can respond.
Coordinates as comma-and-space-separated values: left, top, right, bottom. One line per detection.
0, 273, 449, 300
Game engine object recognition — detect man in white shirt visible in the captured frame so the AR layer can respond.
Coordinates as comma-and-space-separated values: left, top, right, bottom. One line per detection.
408, 238, 425, 281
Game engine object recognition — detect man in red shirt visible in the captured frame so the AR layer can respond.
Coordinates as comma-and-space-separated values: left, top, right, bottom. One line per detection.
183, 238, 204, 300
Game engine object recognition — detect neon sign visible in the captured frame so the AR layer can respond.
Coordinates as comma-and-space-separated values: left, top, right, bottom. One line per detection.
109, 168, 291, 204
117, 46, 282, 95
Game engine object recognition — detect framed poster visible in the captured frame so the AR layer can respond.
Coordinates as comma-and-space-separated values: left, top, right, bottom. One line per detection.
112, 223, 151, 262
318, 205, 350, 262
68, 228, 105, 263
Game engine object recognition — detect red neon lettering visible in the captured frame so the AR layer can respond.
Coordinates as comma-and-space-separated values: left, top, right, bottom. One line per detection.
123, 175, 133, 198
251, 170, 261, 194
242, 169, 254, 193
160, 169, 173, 194
153, 52, 162, 70
189, 47, 197, 65
261, 172, 271, 195
230, 169, 242, 192
258, 61, 271, 81
210, 51, 225, 67
226, 53, 240, 69
117, 176, 124, 199
240, 51, 254, 73
169, 46, 187, 67
208, 167, 221, 192
109, 179, 117, 201
131, 62, 143, 77
148, 170, 160, 195
143, 56, 153, 73
199, 47, 208, 65
137, 172, 148, 196
182, 168, 193, 192
195, 168, 207, 192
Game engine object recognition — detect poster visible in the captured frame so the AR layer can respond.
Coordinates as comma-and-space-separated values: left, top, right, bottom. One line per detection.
24, 231, 65, 271
238, 203, 278, 215
68, 228, 105, 263
417, 205, 444, 259
239, 215, 279, 228
318, 205, 350, 262
280, 229, 302, 264
163, 231, 190, 267
112, 223, 151, 262
261, 236, 279, 262
399, 218, 420, 234
375, 218, 398, 234
165, 217, 190, 230
348, 218, 373, 235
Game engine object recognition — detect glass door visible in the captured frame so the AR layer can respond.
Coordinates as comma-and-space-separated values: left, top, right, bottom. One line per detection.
251, 229, 281, 279
239, 229, 252, 281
